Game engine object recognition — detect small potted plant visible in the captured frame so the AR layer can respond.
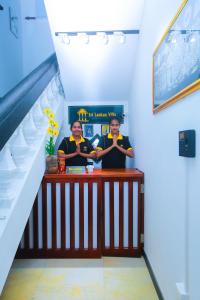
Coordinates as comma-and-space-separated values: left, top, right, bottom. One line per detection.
43, 108, 59, 173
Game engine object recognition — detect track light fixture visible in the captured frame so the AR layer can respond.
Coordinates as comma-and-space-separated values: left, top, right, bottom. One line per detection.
55, 30, 139, 46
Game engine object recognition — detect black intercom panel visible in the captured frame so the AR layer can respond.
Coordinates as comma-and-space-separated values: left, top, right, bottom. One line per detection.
179, 130, 195, 157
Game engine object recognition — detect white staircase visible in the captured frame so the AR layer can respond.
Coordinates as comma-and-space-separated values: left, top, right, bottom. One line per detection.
0, 73, 65, 294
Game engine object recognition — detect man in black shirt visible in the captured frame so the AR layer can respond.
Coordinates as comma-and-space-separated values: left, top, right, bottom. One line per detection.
96, 117, 134, 169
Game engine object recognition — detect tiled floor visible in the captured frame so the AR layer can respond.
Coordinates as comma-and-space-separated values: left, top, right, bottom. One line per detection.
1, 257, 158, 300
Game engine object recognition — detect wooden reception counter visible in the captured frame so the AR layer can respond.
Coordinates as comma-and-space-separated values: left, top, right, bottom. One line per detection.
17, 169, 144, 258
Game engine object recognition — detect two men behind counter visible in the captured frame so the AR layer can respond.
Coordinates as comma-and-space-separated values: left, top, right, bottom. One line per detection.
57, 117, 134, 170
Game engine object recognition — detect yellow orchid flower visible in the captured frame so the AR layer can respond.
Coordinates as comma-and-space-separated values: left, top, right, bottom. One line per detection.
54, 122, 59, 128
47, 127, 53, 135
53, 130, 59, 136
43, 107, 52, 115
48, 119, 55, 126
48, 112, 55, 119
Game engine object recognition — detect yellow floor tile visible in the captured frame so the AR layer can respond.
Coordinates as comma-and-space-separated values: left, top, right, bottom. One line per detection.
0, 258, 158, 300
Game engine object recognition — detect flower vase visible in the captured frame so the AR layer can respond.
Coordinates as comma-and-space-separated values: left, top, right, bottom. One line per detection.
46, 155, 58, 174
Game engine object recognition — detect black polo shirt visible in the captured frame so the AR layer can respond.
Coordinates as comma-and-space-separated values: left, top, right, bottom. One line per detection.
58, 136, 95, 166
97, 133, 133, 169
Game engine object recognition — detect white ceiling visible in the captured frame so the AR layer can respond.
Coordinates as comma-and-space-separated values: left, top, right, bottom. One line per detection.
44, 0, 145, 102
45, 0, 145, 31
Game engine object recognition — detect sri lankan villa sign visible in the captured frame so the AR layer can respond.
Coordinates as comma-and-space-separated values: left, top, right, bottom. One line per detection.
68, 105, 124, 124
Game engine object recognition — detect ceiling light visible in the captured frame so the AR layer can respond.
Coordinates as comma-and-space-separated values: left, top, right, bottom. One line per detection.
77, 32, 89, 44
58, 33, 70, 45
114, 31, 126, 44
96, 32, 109, 45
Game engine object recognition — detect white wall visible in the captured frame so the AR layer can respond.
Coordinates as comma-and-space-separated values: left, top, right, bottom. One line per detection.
20, 0, 54, 77
0, 0, 54, 97
0, 0, 23, 97
129, 0, 200, 299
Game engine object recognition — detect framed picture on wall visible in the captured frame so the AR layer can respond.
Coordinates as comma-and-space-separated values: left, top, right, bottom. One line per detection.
101, 124, 109, 136
153, 0, 200, 113
84, 124, 93, 138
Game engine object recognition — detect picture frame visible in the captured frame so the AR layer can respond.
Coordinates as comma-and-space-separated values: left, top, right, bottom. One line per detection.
101, 124, 110, 136
153, 0, 200, 113
90, 134, 101, 163
84, 124, 93, 138
9, 7, 19, 39
90, 134, 101, 149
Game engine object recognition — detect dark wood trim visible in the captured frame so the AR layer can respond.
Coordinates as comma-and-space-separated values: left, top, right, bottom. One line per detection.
60, 182, 66, 249
88, 182, 93, 249
141, 178, 144, 248
97, 180, 102, 251
143, 251, 164, 300
128, 180, 133, 248
42, 182, 47, 250
103, 247, 141, 257
43, 169, 144, 181
119, 181, 124, 249
109, 181, 114, 249
24, 219, 30, 249
51, 182, 57, 249
138, 181, 142, 252
16, 249, 102, 259
33, 196, 39, 249
70, 183, 75, 250
79, 182, 84, 250
102, 181, 105, 250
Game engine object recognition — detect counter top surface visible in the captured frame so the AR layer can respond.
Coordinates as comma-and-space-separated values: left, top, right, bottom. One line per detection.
44, 168, 144, 180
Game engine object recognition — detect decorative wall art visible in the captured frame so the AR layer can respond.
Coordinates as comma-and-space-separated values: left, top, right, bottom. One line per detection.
84, 124, 93, 138
101, 124, 110, 136
153, 0, 200, 112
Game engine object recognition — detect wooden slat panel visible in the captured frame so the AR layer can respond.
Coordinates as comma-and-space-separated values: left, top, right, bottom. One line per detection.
141, 180, 144, 235
51, 183, 57, 249
109, 181, 114, 249
102, 182, 105, 249
79, 182, 84, 250
16, 248, 102, 259
119, 181, 124, 249
42, 181, 47, 250
88, 182, 93, 249
137, 181, 141, 250
128, 181, 133, 248
16, 170, 144, 259
97, 180, 102, 250
24, 219, 30, 249
70, 182, 75, 249
33, 195, 39, 249
60, 182, 66, 249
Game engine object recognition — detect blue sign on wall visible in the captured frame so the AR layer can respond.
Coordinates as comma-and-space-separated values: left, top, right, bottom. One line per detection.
68, 105, 124, 124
